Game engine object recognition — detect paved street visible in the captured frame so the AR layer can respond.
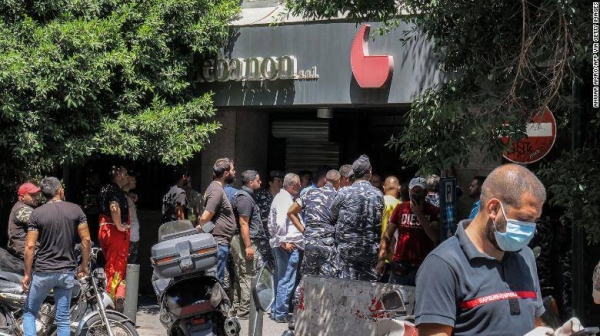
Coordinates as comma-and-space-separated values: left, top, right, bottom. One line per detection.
135, 295, 288, 336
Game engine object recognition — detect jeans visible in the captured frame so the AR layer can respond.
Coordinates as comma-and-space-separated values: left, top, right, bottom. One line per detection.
217, 243, 230, 287
271, 247, 300, 321
23, 271, 75, 336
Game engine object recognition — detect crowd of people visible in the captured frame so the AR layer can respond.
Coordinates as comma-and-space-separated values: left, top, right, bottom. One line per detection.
6, 155, 600, 335
152, 154, 497, 325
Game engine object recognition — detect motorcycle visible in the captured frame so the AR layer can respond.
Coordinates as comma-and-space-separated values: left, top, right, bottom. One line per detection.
0, 245, 137, 336
151, 220, 240, 336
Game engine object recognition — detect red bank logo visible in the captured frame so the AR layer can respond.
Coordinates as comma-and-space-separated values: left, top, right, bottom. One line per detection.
351, 25, 394, 88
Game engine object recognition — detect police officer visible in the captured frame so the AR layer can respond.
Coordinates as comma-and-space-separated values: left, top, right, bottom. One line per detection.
287, 169, 341, 327
288, 169, 341, 278
330, 155, 384, 281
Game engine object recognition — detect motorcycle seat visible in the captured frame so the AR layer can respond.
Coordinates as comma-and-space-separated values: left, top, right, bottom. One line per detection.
0, 270, 23, 284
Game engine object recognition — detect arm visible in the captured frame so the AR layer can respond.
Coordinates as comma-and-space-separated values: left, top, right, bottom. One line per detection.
417, 324, 453, 336
22, 230, 38, 291
198, 187, 218, 229
77, 222, 92, 276
109, 201, 127, 231
238, 215, 254, 261
175, 191, 187, 221
175, 205, 185, 221
287, 202, 305, 234
376, 213, 398, 274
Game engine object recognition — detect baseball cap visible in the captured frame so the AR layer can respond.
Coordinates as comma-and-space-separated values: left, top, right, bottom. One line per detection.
352, 154, 371, 177
409, 177, 427, 190
269, 170, 285, 179
18, 182, 41, 196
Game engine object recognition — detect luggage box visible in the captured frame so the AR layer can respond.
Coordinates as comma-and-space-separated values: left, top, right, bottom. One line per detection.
151, 233, 218, 279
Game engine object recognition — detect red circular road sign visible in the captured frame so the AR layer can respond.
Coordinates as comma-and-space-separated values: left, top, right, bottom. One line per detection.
501, 107, 557, 164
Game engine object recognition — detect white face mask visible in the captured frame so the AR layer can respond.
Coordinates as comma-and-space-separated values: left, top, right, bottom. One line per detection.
493, 202, 537, 252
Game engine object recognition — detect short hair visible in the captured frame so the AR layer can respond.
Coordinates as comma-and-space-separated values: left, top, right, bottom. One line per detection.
481, 164, 546, 208
40, 177, 62, 199
339, 164, 353, 178
325, 169, 341, 183
384, 176, 399, 187
241, 170, 259, 185
426, 174, 440, 191
108, 165, 126, 182
171, 166, 187, 184
316, 165, 332, 181
283, 173, 300, 188
473, 175, 487, 187
213, 158, 233, 178
298, 170, 312, 178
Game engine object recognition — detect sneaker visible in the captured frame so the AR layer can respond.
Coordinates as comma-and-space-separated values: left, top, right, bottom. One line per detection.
272, 316, 288, 323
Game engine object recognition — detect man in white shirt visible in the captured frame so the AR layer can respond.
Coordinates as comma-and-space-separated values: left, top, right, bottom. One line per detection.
268, 173, 303, 323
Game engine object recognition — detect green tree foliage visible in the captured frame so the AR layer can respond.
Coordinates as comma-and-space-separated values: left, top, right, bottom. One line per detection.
284, 0, 599, 242
0, 0, 240, 192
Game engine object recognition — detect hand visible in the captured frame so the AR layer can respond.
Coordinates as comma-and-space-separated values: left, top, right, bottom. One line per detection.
77, 267, 90, 279
22, 274, 31, 292
280, 242, 295, 252
245, 246, 255, 261
553, 317, 583, 336
376, 260, 386, 275
410, 200, 423, 216
129, 193, 139, 203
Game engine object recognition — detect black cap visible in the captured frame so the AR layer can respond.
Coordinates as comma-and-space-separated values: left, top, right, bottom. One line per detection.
269, 170, 285, 178
352, 154, 371, 177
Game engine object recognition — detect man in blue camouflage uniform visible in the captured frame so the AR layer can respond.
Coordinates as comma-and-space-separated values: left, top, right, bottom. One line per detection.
288, 169, 341, 278
331, 155, 384, 281
255, 170, 284, 270
287, 169, 341, 327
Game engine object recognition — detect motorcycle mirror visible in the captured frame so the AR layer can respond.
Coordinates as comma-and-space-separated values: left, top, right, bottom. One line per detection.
381, 289, 408, 312
252, 264, 275, 311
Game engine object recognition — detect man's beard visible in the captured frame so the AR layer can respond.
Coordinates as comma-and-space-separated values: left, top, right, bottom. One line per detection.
484, 220, 502, 251
225, 174, 235, 185
23, 199, 39, 208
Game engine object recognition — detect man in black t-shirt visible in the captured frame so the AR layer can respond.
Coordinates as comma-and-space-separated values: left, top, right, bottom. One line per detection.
21, 177, 91, 336
162, 167, 188, 223
230, 170, 267, 319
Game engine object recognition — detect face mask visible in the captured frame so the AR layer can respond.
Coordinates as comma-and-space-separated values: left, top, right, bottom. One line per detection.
493, 202, 536, 252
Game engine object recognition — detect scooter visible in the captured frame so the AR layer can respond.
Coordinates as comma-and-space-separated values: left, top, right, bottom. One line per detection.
151, 220, 240, 336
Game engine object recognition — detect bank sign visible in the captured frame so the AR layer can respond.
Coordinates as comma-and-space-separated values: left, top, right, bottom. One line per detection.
198, 22, 443, 106
198, 56, 319, 82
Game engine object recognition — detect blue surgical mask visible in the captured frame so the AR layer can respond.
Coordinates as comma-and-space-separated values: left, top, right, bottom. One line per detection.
493, 202, 537, 252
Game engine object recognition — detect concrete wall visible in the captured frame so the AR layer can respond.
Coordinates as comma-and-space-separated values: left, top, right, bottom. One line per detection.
199, 109, 269, 192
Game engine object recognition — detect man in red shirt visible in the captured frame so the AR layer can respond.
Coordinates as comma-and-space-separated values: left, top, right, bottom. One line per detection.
377, 177, 439, 285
